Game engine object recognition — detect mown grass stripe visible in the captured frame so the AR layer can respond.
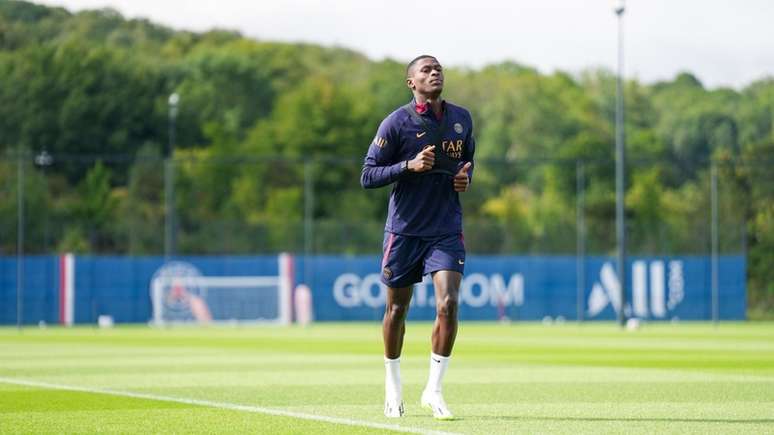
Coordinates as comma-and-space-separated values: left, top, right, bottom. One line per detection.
0, 377, 458, 435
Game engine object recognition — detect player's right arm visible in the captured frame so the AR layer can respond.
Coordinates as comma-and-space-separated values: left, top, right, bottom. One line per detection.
360, 116, 434, 189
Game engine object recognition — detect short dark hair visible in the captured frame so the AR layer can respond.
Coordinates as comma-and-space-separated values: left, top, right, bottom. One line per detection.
406, 55, 437, 76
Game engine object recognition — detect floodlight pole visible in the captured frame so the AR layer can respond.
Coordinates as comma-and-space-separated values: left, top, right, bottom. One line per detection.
614, 0, 627, 327
165, 93, 179, 260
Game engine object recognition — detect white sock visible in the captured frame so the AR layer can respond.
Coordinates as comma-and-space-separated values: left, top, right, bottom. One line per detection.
384, 357, 401, 399
424, 352, 450, 393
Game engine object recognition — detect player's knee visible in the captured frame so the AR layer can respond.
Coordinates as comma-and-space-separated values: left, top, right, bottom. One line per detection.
436, 296, 458, 319
386, 302, 410, 322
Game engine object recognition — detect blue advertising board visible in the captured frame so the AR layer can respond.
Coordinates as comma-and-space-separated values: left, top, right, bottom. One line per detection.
0, 254, 746, 324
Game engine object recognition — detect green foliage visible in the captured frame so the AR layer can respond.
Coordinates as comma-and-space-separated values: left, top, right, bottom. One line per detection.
0, 41, 168, 183
119, 143, 165, 254
0, 153, 50, 254
58, 161, 120, 252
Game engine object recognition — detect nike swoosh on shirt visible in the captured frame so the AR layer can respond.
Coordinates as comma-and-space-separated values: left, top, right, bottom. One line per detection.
416, 132, 426, 138
458, 260, 465, 265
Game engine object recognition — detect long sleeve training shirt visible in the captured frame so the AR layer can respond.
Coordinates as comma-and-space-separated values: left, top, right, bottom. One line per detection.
361, 99, 475, 237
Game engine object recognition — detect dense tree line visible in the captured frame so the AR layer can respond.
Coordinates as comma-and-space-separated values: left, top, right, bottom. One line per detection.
0, 1, 771, 315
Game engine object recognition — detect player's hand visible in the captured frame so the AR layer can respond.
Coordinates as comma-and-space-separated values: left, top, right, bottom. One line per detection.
408, 145, 435, 172
454, 162, 472, 192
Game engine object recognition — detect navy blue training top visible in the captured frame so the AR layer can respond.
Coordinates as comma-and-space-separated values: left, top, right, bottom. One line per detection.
360, 99, 476, 237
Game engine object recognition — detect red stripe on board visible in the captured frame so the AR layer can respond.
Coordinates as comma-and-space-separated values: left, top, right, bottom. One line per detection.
381, 233, 395, 269
58, 255, 66, 325
288, 254, 296, 323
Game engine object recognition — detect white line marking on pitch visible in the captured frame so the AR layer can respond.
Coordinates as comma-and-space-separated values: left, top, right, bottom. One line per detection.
0, 377, 458, 435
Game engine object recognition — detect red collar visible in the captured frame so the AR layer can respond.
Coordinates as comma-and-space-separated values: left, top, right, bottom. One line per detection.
414, 100, 444, 120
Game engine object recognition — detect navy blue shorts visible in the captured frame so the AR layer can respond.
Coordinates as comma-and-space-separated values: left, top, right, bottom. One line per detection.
380, 232, 466, 288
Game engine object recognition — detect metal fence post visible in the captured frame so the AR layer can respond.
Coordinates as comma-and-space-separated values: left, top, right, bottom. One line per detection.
576, 160, 586, 323
711, 162, 719, 326
303, 160, 315, 289
304, 160, 314, 256
16, 148, 24, 329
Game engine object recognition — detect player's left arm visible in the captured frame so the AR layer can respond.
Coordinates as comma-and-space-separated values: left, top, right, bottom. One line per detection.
453, 113, 476, 192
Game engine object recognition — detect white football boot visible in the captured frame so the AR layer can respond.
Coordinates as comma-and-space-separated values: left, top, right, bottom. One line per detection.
421, 390, 453, 420
384, 395, 404, 418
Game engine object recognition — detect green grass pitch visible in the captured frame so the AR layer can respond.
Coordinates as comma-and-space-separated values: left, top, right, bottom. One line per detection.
1, 322, 773, 434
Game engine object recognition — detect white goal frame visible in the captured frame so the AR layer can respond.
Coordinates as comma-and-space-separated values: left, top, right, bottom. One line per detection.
151, 254, 293, 326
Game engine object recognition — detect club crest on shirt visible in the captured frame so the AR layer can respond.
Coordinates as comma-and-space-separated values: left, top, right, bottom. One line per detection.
454, 123, 464, 134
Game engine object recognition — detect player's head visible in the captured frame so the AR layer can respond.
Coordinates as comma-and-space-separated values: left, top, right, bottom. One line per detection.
406, 55, 443, 97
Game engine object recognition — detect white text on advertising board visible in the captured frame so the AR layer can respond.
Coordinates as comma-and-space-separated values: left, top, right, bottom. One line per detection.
333, 273, 524, 308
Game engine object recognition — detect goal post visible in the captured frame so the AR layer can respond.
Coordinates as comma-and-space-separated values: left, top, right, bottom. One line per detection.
150, 253, 294, 326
